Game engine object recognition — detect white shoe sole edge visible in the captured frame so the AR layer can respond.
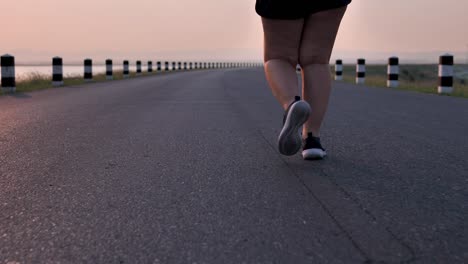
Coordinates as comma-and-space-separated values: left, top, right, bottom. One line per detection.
302, 148, 327, 160
278, 101, 311, 156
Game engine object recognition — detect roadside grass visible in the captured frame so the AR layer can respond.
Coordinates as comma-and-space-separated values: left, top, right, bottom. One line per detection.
1, 70, 176, 96
338, 64, 468, 98
4, 65, 468, 98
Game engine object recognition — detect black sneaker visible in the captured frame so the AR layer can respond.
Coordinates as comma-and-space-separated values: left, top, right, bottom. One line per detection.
278, 96, 311, 156
302, 133, 327, 160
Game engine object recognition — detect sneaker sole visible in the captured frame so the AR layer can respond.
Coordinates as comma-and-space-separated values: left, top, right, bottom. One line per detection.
278, 101, 311, 156
302, 148, 327, 160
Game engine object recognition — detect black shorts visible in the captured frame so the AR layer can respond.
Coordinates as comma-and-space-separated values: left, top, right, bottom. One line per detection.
255, 0, 351, 20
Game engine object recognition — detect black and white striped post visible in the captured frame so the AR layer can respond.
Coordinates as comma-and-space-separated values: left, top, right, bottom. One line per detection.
189, 62, 193, 70
164, 61, 169, 71
387, 57, 399, 88
84, 59, 93, 82
183, 62, 187, 70
148, 61, 153, 73
105, 59, 113, 80
335, 59, 343, 81
136, 61, 142, 75
157, 61, 162, 71
1, 54, 16, 93
137, 61, 142, 75
123, 60, 130, 78
52, 57, 64, 86
195, 62, 198, 69
172, 62, 176, 71
178, 62, 182, 71
356, 58, 365, 84
438, 54, 454, 94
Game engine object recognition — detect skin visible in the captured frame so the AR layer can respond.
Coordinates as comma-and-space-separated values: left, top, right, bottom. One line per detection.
262, 6, 347, 137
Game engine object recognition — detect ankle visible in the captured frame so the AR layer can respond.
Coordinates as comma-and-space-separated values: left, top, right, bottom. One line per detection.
304, 131, 320, 138
283, 101, 293, 110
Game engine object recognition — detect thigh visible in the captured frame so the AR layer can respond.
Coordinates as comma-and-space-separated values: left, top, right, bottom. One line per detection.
299, 6, 347, 65
262, 17, 304, 66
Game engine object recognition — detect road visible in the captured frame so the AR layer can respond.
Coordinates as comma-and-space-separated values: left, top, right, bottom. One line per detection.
1, 69, 467, 263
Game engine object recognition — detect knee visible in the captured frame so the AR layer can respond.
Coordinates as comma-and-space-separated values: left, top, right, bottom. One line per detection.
298, 54, 330, 67
264, 53, 298, 68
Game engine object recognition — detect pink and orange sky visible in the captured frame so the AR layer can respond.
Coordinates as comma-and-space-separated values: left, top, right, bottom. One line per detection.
2, 0, 468, 63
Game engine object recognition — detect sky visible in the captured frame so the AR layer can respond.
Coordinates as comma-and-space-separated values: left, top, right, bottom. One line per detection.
2, 0, 468, 64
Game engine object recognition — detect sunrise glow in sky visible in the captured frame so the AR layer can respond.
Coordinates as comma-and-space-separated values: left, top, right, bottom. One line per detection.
2, 0, 468, 63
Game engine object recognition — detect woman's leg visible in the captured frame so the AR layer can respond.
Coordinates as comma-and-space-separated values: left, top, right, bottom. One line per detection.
298, 7, 347, 137
261, 17, 304, 110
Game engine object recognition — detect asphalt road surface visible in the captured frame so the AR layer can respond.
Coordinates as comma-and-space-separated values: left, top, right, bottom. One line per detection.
1, 69, 467, 263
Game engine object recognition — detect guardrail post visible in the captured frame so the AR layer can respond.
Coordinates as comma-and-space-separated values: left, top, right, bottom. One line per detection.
84, 58, 93, 82
438, 54, 454, 94
148, 61, 153, 73
356, 58, 365, 84
52, 56, 64, 86
387, 57, 399, 88
335, 59, 343, 81
123, 60, 130, 78
136, 61, 142, 75
106, 59, 113, 80
1, 54, 16, 93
